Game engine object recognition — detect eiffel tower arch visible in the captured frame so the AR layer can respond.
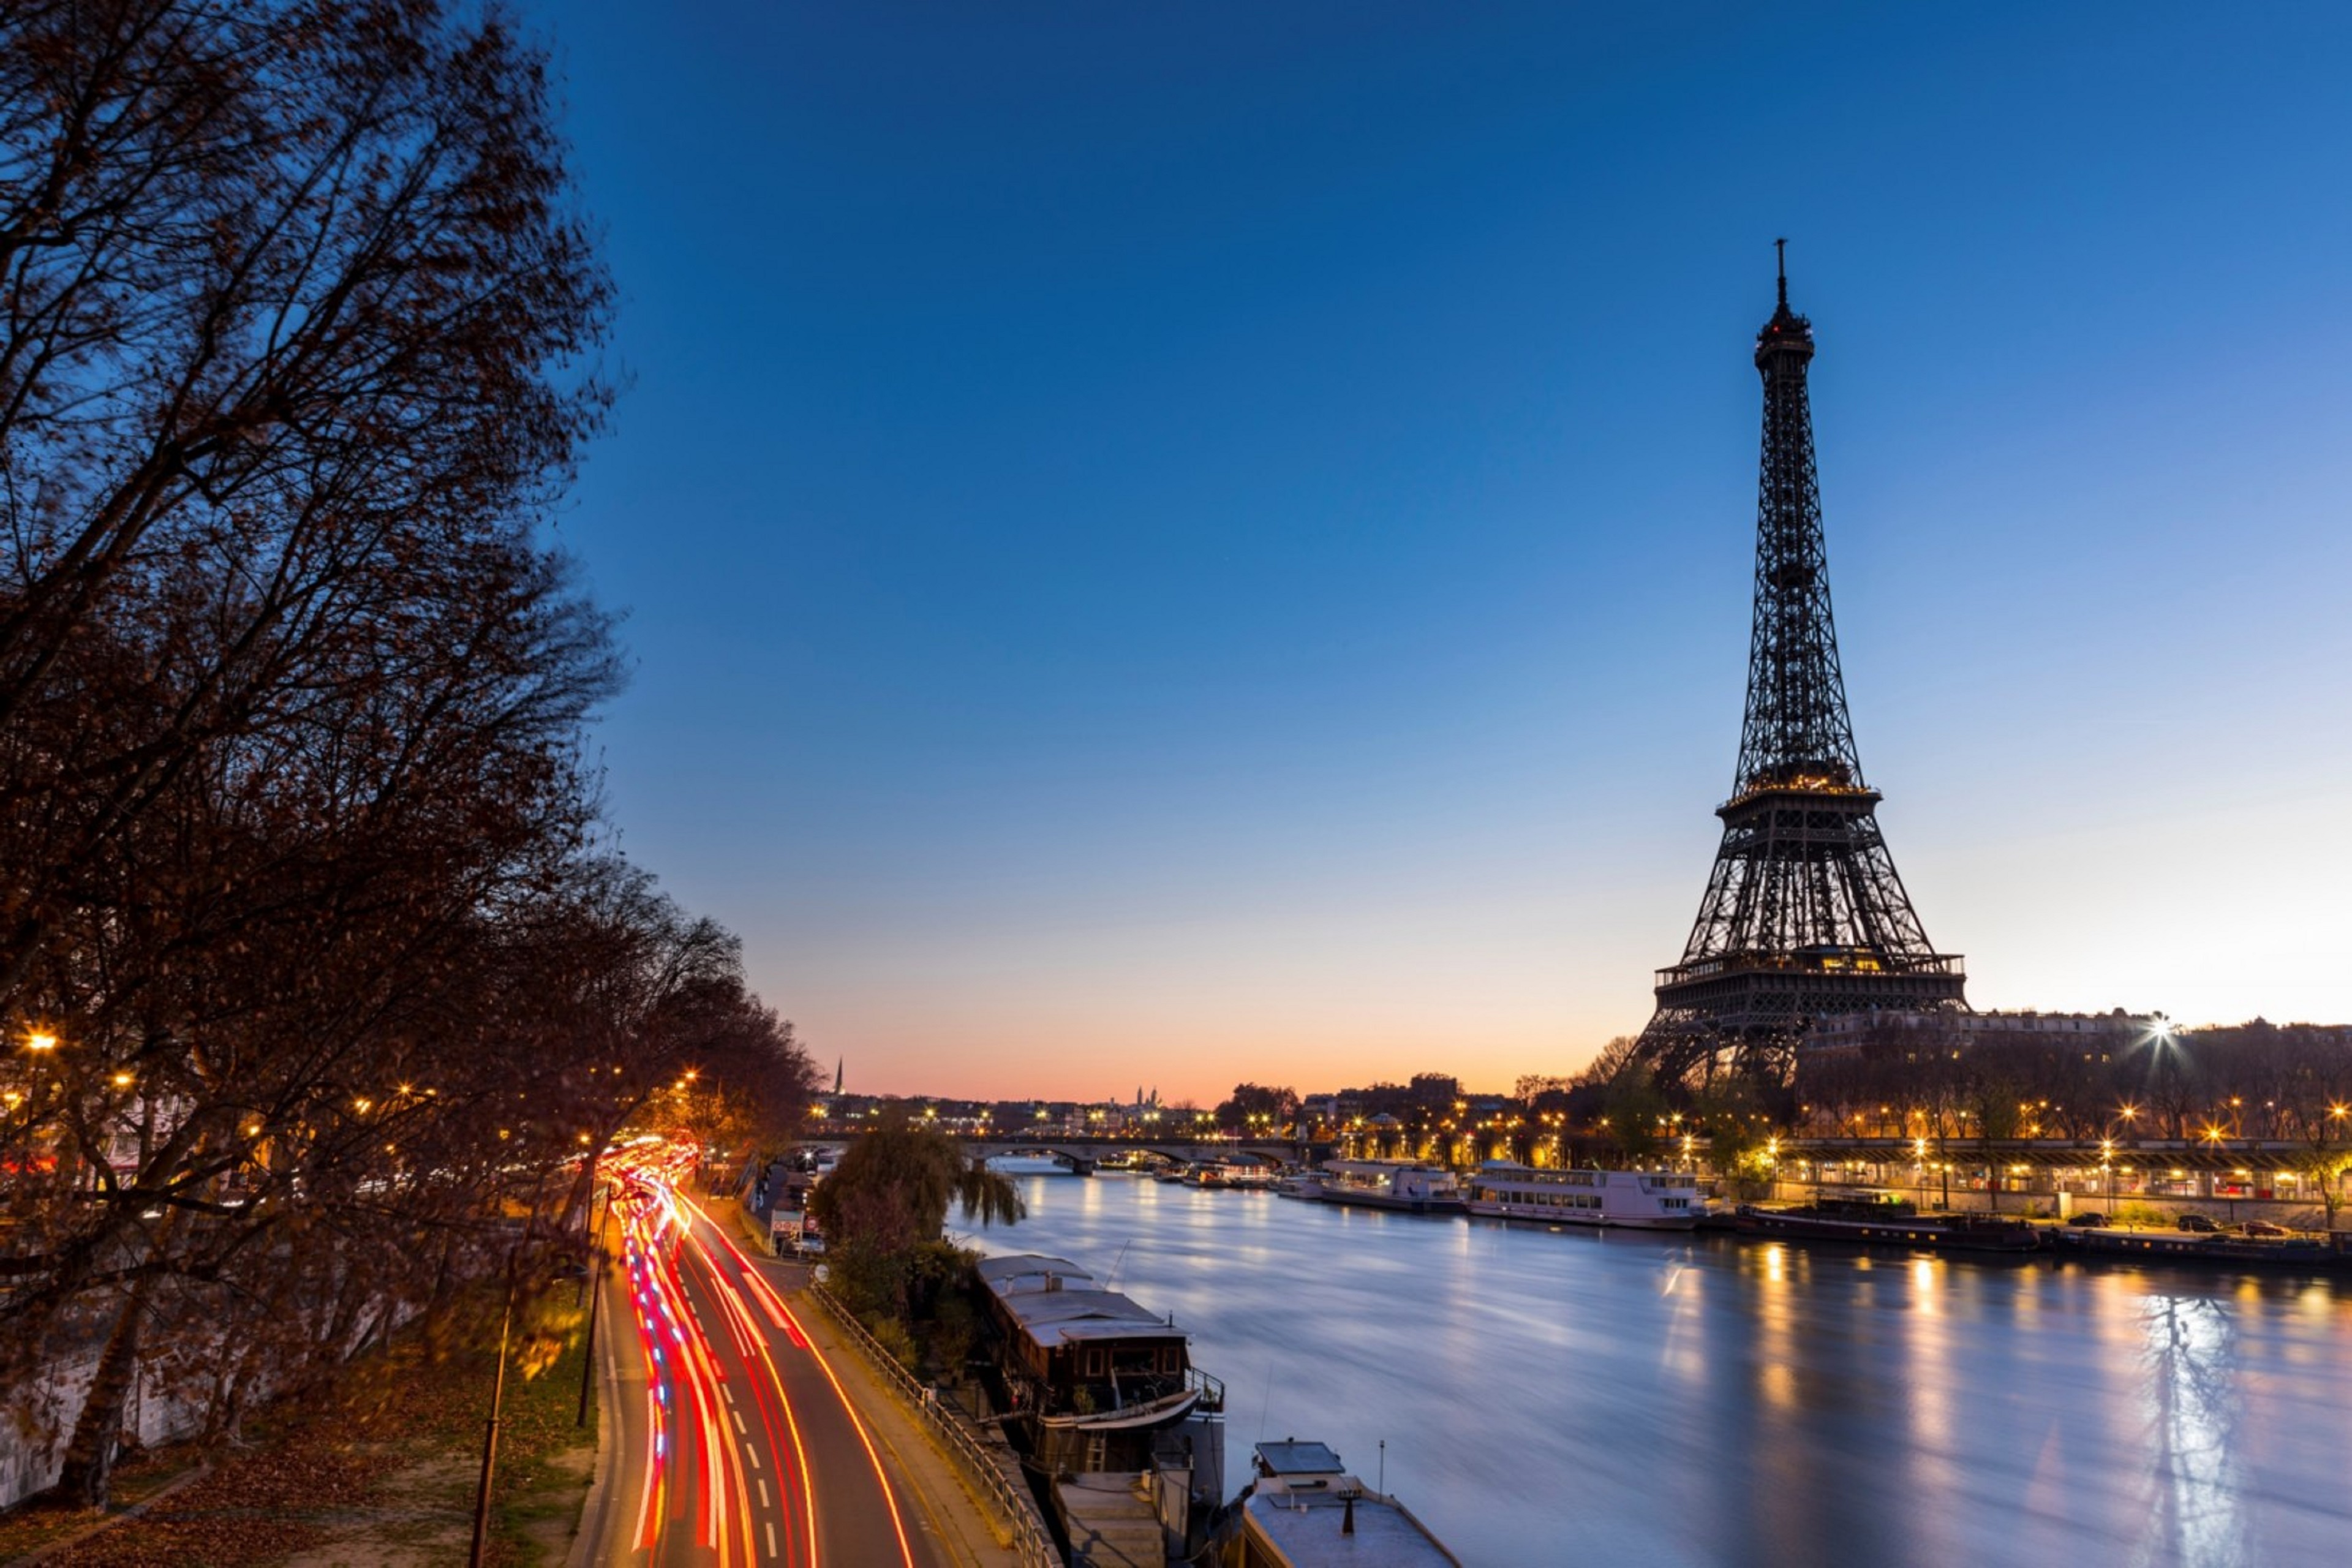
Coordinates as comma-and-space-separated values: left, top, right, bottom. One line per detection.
1637, 246, 1966, 1091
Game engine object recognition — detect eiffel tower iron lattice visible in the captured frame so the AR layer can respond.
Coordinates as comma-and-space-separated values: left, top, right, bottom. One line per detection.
1636, 246, 1966, 1088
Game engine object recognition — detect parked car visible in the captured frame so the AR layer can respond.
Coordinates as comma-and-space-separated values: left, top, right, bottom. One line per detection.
2241, 1219, 2288, 1237
2176, 1213, 2221, 1233
2067, 1211, 2106, 1227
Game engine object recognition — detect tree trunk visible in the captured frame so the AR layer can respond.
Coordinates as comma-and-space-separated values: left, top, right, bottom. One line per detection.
51, 1273, 154, 1509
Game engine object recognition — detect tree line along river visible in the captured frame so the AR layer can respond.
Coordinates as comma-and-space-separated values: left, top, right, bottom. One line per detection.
971, 1171, 2351, 1568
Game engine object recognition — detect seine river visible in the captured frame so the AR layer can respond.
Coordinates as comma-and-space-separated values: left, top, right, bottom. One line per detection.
972, 1173, 2351, 1568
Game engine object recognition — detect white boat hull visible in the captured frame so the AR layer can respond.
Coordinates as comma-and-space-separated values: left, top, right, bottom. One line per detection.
1039, 1387, 1201, 1431
1466, 1199, 1697, 1231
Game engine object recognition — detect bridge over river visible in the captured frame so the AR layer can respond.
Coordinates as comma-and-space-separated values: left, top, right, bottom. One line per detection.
952, 1136, 1327, 1175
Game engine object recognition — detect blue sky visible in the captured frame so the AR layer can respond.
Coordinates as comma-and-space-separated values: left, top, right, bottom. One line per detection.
528, 2, 2352, 1101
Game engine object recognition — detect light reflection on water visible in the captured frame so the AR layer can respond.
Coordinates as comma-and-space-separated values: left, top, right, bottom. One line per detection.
970, 1174, 2352, 1567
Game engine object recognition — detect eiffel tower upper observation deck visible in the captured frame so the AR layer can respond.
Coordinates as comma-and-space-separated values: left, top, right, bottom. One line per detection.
1639, 246, 1966, 1087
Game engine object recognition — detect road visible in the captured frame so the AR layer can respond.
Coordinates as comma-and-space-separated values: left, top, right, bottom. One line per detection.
578, 1182, 943, 1568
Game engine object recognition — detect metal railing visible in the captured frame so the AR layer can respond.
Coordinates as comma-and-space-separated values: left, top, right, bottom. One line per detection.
806, 1283, 1060, 1568
1657, 951, 1965, 985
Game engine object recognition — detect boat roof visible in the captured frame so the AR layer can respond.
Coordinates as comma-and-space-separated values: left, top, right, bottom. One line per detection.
977, 1253, 1182, 1348
975, 1254, 1094, 1289
1242, 1490, 1460, 1567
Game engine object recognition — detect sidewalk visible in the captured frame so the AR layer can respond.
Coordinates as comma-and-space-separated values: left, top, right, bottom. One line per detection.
722, 1207, 1027, 1568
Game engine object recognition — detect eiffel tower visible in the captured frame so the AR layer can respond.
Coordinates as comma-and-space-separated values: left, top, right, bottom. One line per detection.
1637, 245, 1966, 1089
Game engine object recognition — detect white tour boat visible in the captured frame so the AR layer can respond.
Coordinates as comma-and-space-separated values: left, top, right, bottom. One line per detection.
1191, 1161, 1278, 1191
1461, 1161, 1703, 1229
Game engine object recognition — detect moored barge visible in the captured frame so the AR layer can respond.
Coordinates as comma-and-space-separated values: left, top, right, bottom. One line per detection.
1220, 1439, 1462, 1568
976, 1253, 1226, 1566
1735, 1195, 2041, 1253
2050, 1226, 2348, 1269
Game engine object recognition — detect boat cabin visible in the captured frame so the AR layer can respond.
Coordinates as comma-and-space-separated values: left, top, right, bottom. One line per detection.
975, 1254, 1218, 1434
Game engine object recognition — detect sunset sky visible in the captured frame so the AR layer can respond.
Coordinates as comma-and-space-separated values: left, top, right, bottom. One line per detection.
529, 3, 2352, 1104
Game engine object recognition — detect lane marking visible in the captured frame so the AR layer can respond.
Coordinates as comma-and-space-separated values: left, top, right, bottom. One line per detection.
680, 1202, 823, 1566
732, 1409, 748, 1438
766, 1521, 778, 1558
759, 1477, 771, 1509
676, 1234, 762, 1567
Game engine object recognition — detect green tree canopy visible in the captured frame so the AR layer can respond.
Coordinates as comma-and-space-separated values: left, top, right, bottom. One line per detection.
807, 1122, 1023, 1322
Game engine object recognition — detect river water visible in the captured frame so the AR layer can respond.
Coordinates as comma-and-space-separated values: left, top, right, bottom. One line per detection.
969, 1173, 2351, 1568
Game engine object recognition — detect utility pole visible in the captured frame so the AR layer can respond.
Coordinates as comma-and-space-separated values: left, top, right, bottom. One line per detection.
577, 1183, 612, 1428
469, 1247, 521, 1568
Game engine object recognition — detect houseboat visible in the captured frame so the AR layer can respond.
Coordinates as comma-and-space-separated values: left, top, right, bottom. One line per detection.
2050, 1225, 2348, 1270
1311, 1159, 1464, 1215
1191, 1161, 1278, 1191
1462, 1161, 1704, 1229
1220, 1439, 1461, 1568
1735, 1193, 2041, 1253
975, 1253, 1226, 1566
984, 1152, 1085, 1177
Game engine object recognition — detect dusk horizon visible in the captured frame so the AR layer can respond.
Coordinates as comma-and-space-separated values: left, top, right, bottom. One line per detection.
540, 2, 2352, 1103
8, 7, 2352, 1562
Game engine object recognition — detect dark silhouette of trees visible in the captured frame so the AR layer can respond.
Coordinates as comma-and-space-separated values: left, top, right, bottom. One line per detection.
1214, 1083, 1298, 1133
1792, 1020, 2352, 1219
0, 1, 805, 1509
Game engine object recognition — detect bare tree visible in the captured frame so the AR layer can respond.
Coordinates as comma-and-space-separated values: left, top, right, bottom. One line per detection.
0, 0, 641, 1507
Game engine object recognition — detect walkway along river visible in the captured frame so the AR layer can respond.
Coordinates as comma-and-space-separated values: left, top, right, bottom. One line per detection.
973, 1172, 2352, 1568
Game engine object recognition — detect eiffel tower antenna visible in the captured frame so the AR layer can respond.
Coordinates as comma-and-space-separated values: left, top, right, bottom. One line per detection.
1633, 251, 1966, 1090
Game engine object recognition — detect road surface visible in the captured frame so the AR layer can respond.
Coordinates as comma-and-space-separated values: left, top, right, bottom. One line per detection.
578, 1183, 945, 1568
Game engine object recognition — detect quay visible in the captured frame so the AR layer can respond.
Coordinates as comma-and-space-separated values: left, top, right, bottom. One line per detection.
945, 1132, 2346, 1227
950, 1145, 2352, 1272
1751, 1134, 2346, 1225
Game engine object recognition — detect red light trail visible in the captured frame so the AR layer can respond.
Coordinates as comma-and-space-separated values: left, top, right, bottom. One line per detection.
598, 1143, 924, 1567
